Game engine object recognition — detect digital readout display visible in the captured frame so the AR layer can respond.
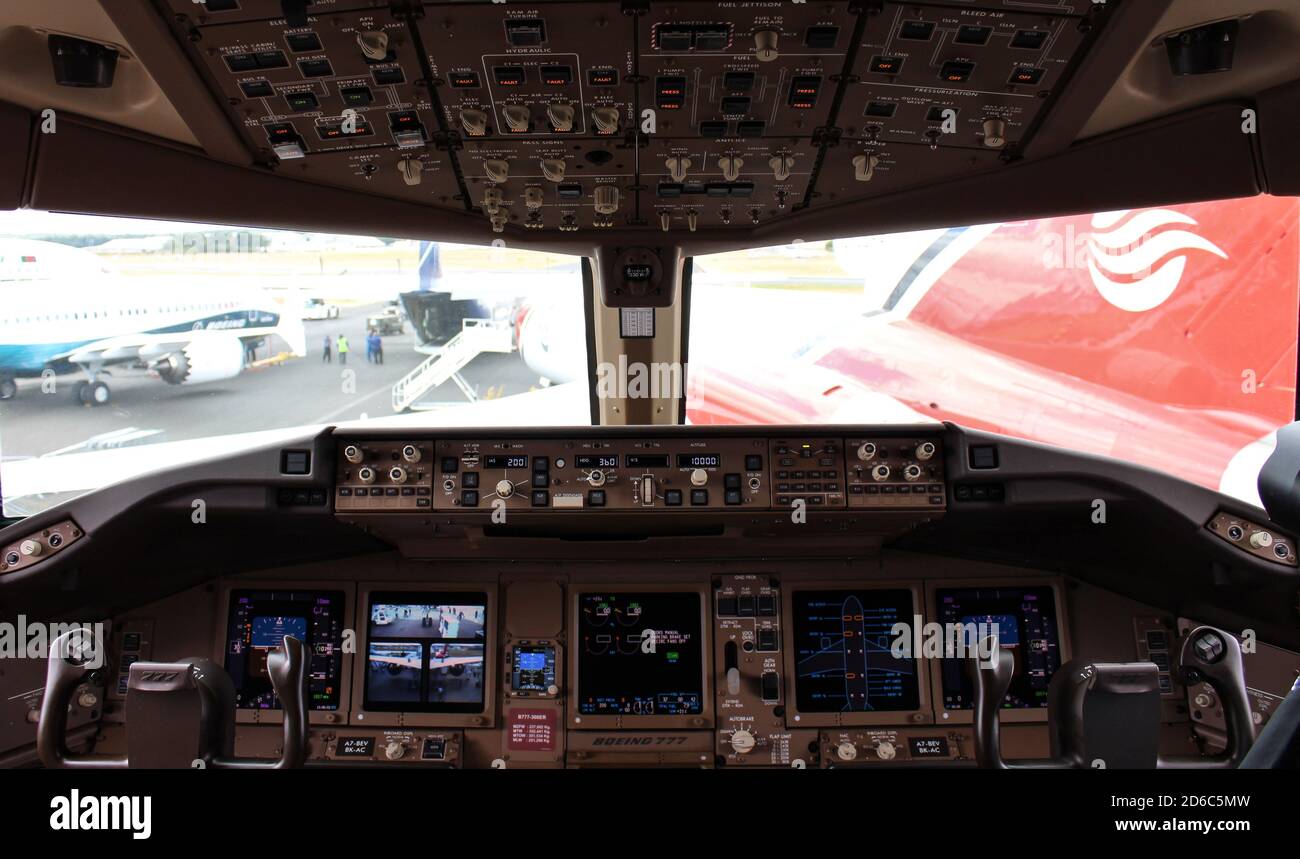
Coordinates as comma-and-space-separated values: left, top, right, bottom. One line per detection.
484, 455, 527, 469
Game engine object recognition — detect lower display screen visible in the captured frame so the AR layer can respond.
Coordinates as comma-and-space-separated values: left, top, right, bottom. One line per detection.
935, 585, 1063, 710
577, 592, 704, 716
791, 589, 921, 713
225, 589, 345, 710
363, 593, 487, 713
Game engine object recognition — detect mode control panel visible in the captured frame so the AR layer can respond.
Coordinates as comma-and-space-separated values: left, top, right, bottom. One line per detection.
334, 434, 946, 514
846, 436, 946, 509
432, 438, 770, 511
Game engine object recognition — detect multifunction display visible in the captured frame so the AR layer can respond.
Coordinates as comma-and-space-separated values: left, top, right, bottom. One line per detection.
577, 592, 704, 716
791, 589, 920, 713
364, 593, 488, 713
225, 589, 346, 710
935, 586, 1063, 710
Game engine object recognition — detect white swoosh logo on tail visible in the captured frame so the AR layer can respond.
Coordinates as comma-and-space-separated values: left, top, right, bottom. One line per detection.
1086, 209, 1227, 312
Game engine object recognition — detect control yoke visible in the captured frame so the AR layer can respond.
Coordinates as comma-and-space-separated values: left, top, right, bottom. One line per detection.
966, 625, 1254, 769
38, 631, 309, 769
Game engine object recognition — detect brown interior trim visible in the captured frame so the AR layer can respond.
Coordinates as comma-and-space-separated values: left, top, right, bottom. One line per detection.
1257, 78, 1300, 196
1022, 0, 1177, 157
16, 98, 1264, 255
99, 0, 253, 165
0, 102, 33, 209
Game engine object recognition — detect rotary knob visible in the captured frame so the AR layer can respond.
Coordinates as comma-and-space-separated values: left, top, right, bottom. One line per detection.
902, 464, 923, 482
343, 445, 363, 464
730, 730, 756, 755
875, 741, 897, 761
20, 539, 42, 557
384, 740, 406, 761
357, 466, 377, 484
1249, 531, 1274, 549
587, 470, 606, 487
356, 30, 390, 61
78, 690, 100, 710
856, 442, 877, 461
690, 468, 708, 486
915, 441, 936, 461
871, 464, 891, 482
836, 741, 858, 761
389, 466, 408, 484
401, 444, 422, 463
496, 479, 515, 498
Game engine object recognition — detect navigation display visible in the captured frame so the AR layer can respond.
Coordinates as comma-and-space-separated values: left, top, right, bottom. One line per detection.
935, 585, 1063, 710
364, 593, 487, 713
577, 592, 703, 716
791, 589, 920, 713
225, 589, 345, 710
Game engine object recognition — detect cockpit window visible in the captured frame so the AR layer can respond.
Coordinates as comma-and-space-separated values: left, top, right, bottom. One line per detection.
0, 211, 588, 517
687, 196, 1300, 504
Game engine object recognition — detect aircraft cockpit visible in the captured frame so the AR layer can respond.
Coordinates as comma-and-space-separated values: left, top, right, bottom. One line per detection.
1, 0, 1298, 843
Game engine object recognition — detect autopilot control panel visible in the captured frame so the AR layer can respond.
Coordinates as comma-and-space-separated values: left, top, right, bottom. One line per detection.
332, 433, 947, 513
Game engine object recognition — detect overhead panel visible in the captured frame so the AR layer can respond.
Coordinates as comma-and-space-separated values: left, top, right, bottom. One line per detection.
172, 2, 463, 205
163, 0, 1108, 237
417, 2, 638, 232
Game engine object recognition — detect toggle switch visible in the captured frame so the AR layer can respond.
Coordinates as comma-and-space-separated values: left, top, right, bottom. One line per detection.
591, 106, 619, 134
546, 103, 575, 132
852, 153, 879, 182
483, 159, 509, 183
769, 153, 793, 182
660, 211, 671, 231
687, 210, 698, 232
356, 30, 389, 61
718, 156, 743, 182
502, 104, 531, 133
397, 157, 422, 186
754, 29, 779, 62
460, 108, 488, 136
540, 158, 566, 182
665, 155, 691, 183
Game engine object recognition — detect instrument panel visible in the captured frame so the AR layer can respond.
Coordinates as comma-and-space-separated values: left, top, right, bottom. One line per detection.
166, 0, 1109, 236
333, 434, 947, 512
156, 566, 1075, 767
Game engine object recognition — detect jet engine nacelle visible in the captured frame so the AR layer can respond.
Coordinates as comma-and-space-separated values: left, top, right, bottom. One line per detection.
155, 335, 245, 385
517, 303, 584, 385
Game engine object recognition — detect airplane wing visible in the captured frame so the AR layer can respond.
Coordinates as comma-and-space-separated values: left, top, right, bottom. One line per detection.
368, 655, 422, 670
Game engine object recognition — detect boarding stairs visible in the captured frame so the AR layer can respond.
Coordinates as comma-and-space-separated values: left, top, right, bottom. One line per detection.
391, 318, 513, 412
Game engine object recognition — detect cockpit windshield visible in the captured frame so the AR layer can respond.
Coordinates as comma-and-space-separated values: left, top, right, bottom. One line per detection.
0, 211, 588, 516
687, 196, 1300, 503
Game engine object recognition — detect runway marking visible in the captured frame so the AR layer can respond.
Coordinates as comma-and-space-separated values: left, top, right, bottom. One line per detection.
310, 381, 407, 423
